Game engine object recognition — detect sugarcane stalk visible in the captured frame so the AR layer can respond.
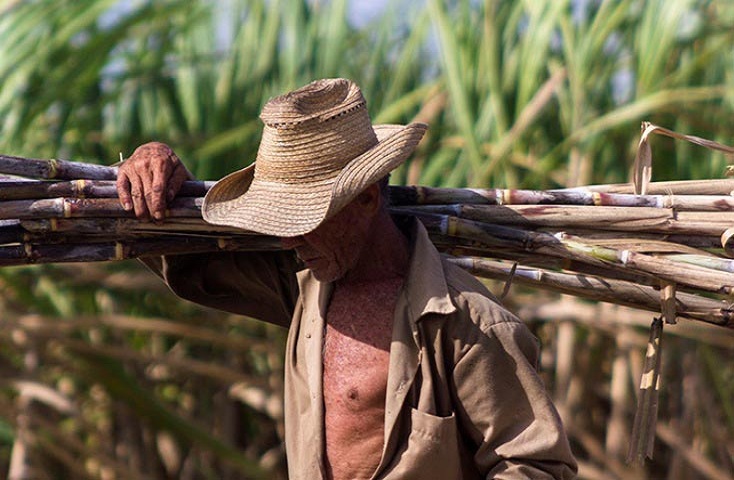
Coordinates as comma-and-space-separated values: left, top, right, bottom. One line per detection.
399, 204, 734, 238
441, 243, 664, 288
19, 218, 241, 236
662, 254, 734, 273
445, 256, 733, 327
0, 179, 214, 200
398, 204, 673, 231
560, 178, 734, 196
390, 185, 663, 206
390, 185, 734, 210
412, 211, 572, 255
0, 197, 203, 220
1, 229, 271, 248
0, 235, 282, 266
0, 154, 118, 180
532, 229, 725, 250
557, 233, 734, 294
539, 234, 713, 255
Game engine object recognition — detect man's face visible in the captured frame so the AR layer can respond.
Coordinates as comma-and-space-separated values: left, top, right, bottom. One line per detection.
281, 194, 374, 283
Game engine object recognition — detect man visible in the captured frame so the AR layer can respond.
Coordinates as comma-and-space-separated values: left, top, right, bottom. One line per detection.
117, 78, 577, 479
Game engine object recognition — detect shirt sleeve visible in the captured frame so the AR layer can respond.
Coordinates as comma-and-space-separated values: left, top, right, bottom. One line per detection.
140, 251, 300, 328
452, 320, 578, 479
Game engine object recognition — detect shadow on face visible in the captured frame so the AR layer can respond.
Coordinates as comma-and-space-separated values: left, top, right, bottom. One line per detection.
281, 184, 382, 282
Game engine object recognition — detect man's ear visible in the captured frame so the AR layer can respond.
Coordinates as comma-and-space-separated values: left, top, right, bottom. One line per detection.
356, 183, 381, 215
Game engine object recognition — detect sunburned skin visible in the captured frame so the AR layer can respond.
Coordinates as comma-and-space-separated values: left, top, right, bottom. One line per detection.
323, 277, 403, 480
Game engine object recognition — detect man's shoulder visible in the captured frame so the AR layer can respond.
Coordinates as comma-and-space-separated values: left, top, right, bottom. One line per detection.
439, 257, 523, 333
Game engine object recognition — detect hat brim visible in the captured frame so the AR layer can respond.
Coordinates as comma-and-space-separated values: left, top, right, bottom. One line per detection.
202, 123, 427, 237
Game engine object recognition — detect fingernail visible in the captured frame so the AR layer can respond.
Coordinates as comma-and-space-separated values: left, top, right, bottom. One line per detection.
123, 201, 132, 210
168, 188, 175, 201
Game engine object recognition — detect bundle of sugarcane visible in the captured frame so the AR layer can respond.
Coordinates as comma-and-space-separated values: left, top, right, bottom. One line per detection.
1, 137, 734, 331
8, 123, 734, 466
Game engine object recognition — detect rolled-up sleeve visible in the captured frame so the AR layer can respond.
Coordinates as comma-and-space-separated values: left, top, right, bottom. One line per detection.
141, 251, 300, 327
453, 320, 577, 479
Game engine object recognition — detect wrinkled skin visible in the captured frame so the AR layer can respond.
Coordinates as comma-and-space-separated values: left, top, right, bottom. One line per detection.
116, 142, 193, 220
281, 183, 405, 284
281, 199, 371, 283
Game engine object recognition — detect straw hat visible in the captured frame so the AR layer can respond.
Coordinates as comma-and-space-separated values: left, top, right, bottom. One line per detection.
202, 78, 427, 237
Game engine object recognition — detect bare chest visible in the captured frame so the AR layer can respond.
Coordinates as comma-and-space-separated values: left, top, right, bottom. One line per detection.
322, 278, 403, 479
323, 280, 402, 407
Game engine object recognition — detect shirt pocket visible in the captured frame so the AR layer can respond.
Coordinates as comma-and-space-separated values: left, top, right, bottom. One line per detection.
382, 408, 461, 480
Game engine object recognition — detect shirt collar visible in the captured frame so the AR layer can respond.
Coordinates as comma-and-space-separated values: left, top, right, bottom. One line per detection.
401, 217, 456, 322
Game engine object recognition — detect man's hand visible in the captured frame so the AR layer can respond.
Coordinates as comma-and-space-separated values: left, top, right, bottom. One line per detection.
117, 142, 193, 220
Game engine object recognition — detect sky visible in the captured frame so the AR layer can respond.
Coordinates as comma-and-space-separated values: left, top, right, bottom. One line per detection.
346, 0, 390, 27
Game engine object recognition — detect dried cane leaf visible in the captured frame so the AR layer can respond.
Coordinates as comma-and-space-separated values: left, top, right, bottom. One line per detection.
645, 124, 734, 156
633, 122, 734, 195
632, 122, 655, 195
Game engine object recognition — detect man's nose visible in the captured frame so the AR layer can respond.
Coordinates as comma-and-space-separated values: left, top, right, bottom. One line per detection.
281, 235, 305, 249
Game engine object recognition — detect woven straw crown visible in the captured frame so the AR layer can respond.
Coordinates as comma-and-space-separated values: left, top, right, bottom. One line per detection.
202, 78, 427, 237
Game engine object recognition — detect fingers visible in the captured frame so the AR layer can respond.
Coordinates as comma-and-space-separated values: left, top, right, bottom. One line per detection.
167, 161, 192, 203
116, 142, 192, 221
150, 158, 173, 220
116, 174, 133, 212
127, 170, 149, 220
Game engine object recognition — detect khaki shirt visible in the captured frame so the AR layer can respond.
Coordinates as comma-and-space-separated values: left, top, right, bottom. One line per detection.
149, 220, 577, 479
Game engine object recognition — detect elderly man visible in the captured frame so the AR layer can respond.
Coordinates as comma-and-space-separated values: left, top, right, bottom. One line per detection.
117, 78, 577, 479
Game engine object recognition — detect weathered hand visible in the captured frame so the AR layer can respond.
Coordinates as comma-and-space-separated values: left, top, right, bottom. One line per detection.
116, 142, 193, 220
